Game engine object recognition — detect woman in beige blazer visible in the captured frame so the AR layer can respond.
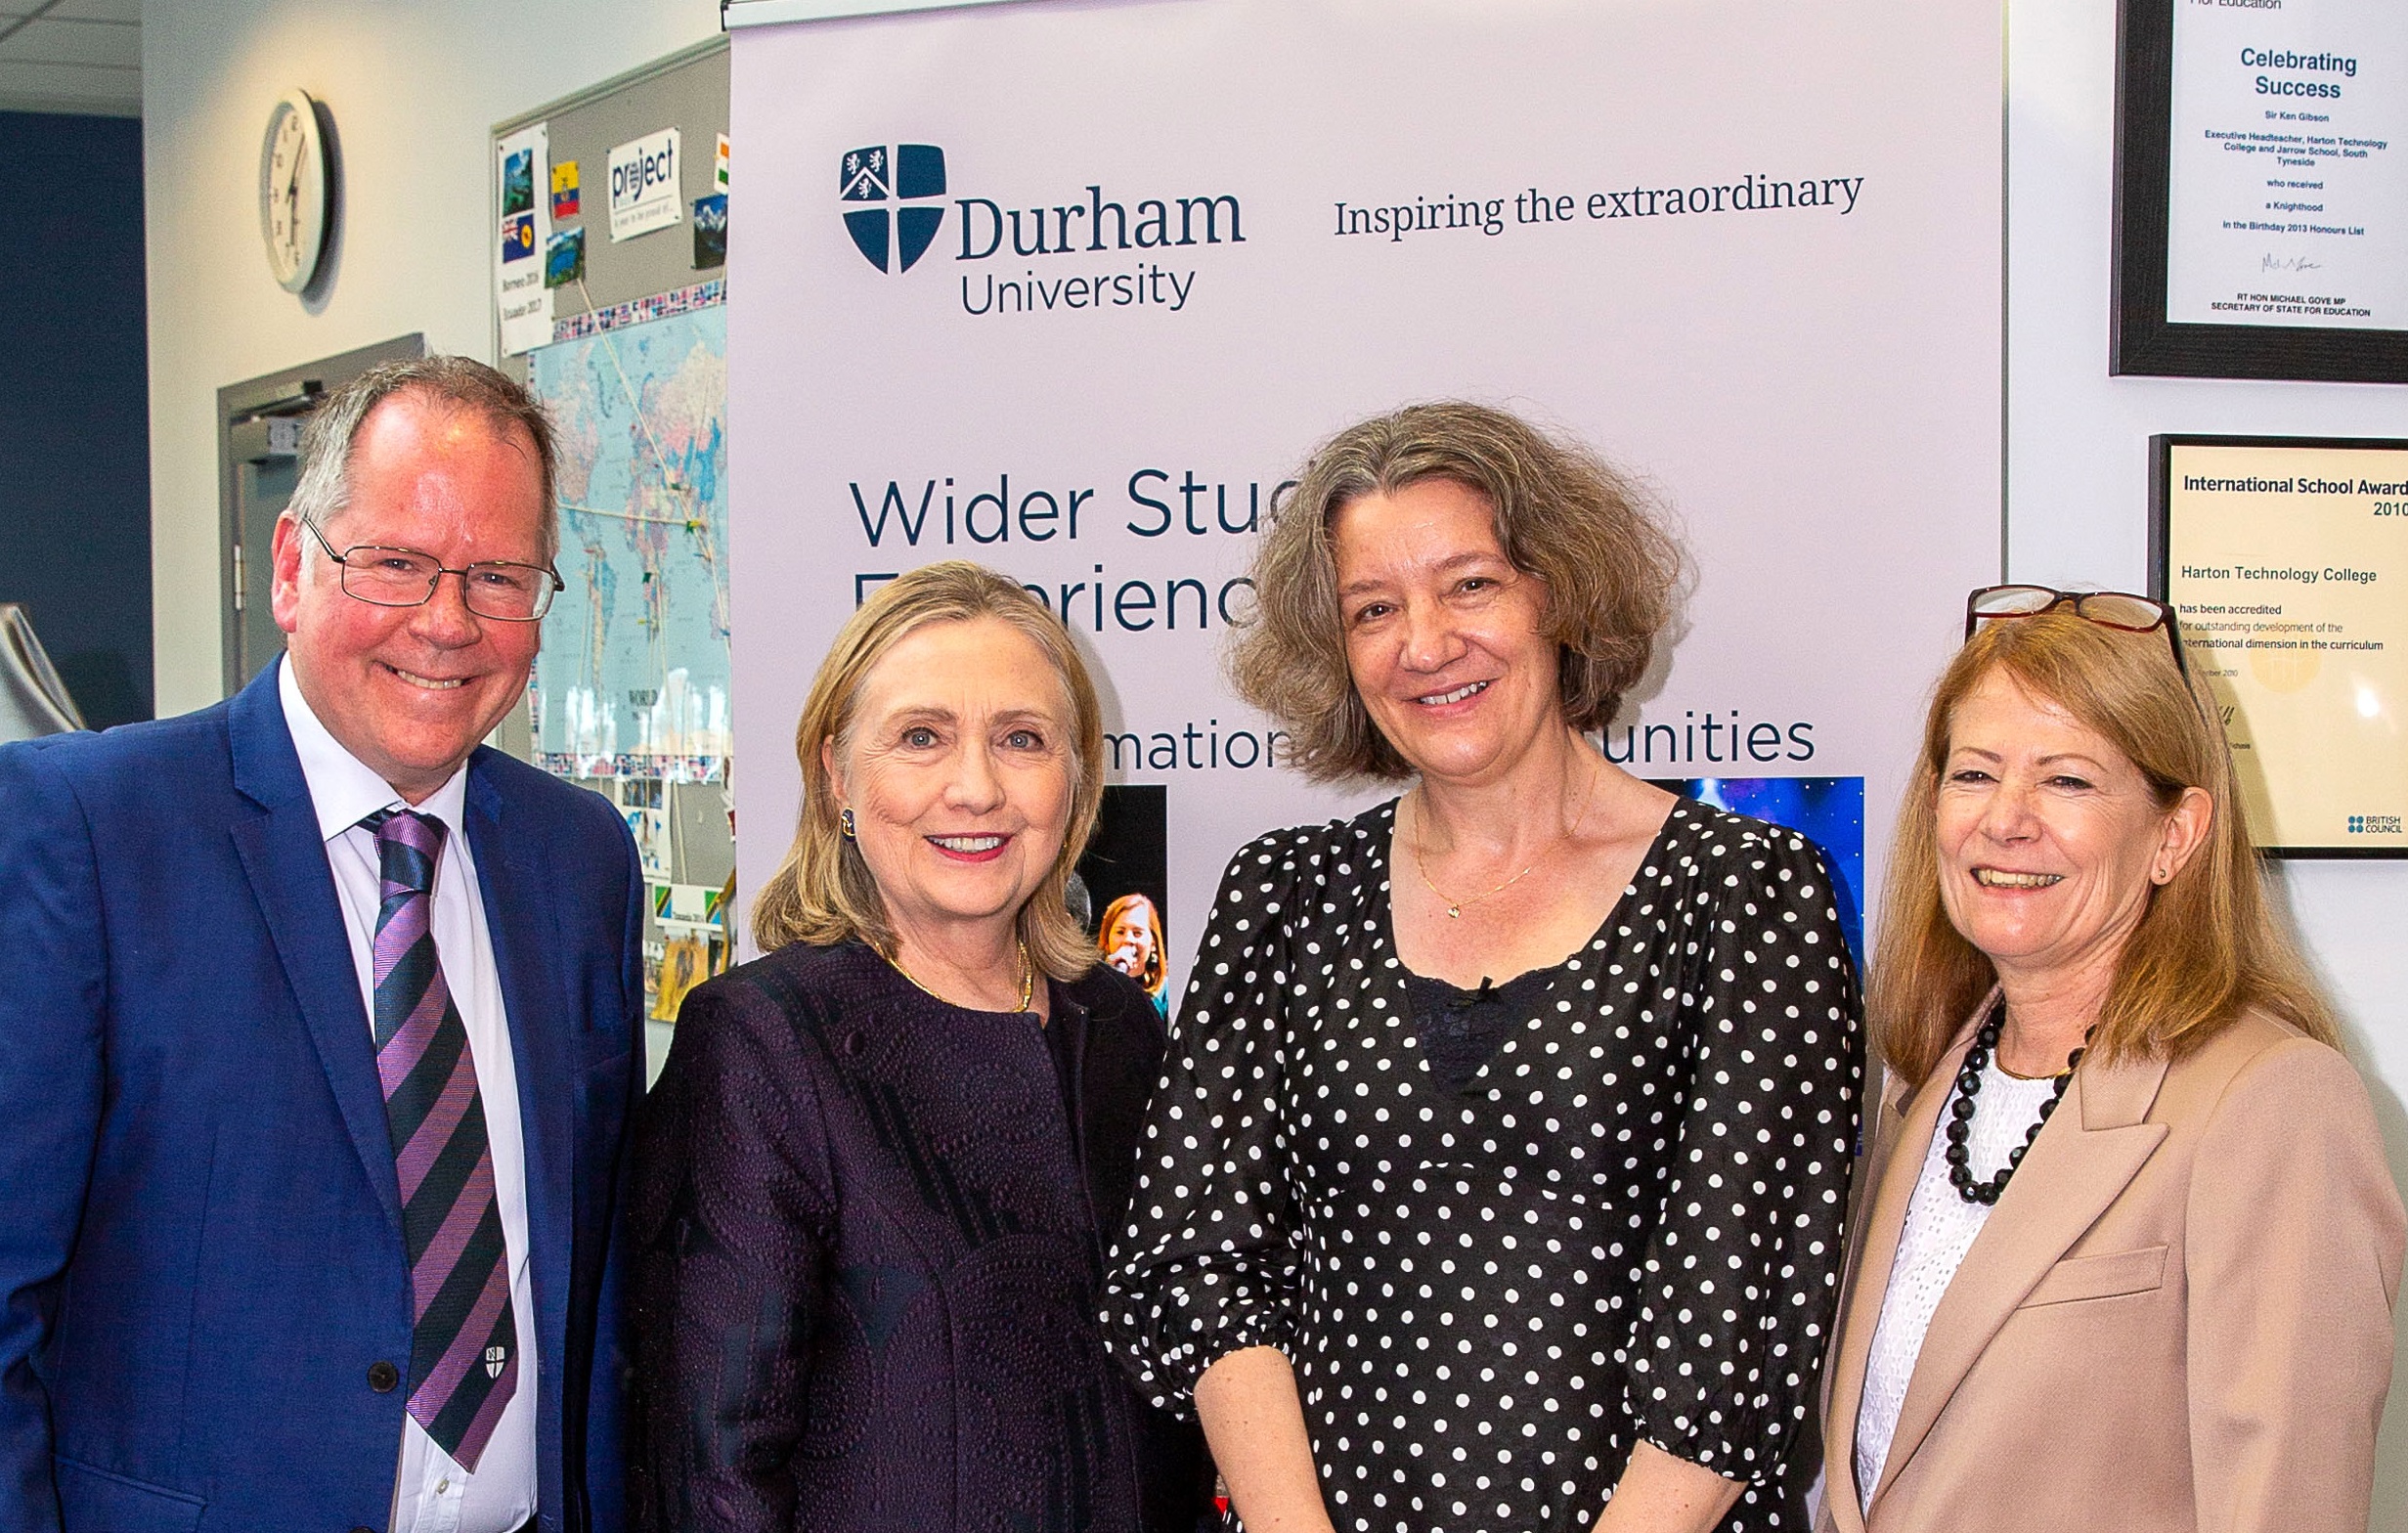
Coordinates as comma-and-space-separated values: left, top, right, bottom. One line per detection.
1818, 587, 2405, 1533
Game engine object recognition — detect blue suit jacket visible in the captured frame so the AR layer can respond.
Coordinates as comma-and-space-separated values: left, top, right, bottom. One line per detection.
0, 664, 645, 1533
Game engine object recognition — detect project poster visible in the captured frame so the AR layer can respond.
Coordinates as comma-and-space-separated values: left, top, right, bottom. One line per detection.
2165, 0, 2408, 329
2159, 437, 2408, 854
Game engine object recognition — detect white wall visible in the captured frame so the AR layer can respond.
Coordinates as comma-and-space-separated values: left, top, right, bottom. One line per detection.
140, 0, 722, 720
2008, 0, 2408, 1519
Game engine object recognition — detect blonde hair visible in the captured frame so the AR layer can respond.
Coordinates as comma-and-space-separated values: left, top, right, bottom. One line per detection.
750, 561, 1106, 980
1229, 401, 1684, 782
1870, 610, 2337, 1087
1097, 892, 1166, 998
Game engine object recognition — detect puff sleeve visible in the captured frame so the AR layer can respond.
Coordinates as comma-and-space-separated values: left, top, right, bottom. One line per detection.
1621, 826, 1864, 1480
1102, 830, 1317, 1412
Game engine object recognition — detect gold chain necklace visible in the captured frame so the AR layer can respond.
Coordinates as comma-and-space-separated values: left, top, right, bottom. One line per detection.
1411, 762, 1601, 919
885, 940, 1036, 1012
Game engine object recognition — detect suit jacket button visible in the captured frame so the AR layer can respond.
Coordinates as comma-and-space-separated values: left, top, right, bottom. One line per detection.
368, 1360, 400, 1392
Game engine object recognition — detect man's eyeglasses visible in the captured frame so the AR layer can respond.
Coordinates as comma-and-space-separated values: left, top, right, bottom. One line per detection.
301, 515, 563, 622
1964, 584, 2187, 679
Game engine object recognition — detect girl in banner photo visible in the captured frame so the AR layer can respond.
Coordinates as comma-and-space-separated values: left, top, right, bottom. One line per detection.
1098, 891, 1168, 1018
1106, 402, 1865, 1533
1815, 590, 2404, 1533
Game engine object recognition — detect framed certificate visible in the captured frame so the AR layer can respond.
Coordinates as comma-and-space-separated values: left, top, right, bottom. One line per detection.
2152, 435, 2408, 855
2114, 1, 2408, 382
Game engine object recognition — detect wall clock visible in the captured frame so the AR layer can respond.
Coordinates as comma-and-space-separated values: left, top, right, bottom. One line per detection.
259, 90, 331, 294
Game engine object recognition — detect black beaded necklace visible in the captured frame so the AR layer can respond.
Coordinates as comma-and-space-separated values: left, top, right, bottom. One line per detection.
1944, 1002, 2083, 1206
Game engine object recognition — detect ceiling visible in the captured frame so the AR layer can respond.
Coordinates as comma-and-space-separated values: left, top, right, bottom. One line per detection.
0, 0, 138, 118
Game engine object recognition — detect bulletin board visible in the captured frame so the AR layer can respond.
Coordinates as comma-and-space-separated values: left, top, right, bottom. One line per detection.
490, 37, 734, 1037
491, 35, 730, 365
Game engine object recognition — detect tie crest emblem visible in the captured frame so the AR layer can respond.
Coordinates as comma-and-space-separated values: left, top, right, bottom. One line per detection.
485, 1343, 508, 1379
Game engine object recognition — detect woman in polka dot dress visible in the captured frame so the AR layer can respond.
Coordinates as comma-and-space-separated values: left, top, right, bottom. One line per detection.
1104, 404, 1864, 1533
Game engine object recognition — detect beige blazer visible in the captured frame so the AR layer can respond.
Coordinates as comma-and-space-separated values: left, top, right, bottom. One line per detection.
1817, 1005, 2405, 1533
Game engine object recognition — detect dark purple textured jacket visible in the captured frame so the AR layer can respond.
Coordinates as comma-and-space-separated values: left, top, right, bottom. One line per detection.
627, 939, 1211, 1533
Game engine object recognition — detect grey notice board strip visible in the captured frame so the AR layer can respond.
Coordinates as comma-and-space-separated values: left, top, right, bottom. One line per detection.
489, 35, 729, 372
493, 33, 726, 139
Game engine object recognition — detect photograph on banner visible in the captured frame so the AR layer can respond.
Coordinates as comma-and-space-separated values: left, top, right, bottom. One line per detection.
1075, 783, 1169, 1018
2155, 435, 2408, 855
1650, 776, 1864, 959
724, 0, 2001, 988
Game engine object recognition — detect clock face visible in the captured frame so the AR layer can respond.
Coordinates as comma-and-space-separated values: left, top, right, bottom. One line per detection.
258, 91, 329, 293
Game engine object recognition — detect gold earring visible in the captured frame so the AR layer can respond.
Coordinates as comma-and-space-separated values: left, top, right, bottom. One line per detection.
840, 807, 856, 840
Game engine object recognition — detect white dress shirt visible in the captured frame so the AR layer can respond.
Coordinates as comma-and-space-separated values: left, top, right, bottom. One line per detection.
1853, 1058, 2059, 1507
280, 659, 538, 1533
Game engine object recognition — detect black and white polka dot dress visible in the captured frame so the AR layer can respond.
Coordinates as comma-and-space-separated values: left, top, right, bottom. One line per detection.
1103, 798, 1863, 1533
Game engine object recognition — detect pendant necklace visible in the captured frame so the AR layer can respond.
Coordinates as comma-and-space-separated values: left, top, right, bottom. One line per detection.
885, 940, 1036, 1013
1411, 761, 1600, 919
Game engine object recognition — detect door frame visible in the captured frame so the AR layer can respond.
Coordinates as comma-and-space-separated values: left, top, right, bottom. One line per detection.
215, 334, 424, 696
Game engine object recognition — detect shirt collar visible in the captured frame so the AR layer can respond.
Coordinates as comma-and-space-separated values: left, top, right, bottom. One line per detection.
277, 655, 472, 844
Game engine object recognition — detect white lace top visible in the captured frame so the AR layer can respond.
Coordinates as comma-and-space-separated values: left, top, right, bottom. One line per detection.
1854, 1059, 2061, 1506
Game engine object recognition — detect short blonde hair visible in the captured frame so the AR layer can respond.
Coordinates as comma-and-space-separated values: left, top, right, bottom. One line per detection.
1230, 402, 1684, 781
750, 561, 1106, 980
1870, 609, 2337, 1087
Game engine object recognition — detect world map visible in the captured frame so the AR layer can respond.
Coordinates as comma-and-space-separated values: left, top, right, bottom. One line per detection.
527, 304, 729, 782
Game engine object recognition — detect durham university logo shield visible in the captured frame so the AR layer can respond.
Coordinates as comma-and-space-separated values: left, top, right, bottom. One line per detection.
842, 144, 946, 273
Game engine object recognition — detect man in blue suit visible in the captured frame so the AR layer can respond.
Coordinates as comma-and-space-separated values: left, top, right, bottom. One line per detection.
0, 357, 644, 1533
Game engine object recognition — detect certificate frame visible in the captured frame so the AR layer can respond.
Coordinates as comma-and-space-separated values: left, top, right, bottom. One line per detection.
2151, 432, 2408, 857
2113, 0, 2408, 383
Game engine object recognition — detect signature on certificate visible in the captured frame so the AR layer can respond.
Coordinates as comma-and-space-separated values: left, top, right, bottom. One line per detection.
2261, 253, 2325, 274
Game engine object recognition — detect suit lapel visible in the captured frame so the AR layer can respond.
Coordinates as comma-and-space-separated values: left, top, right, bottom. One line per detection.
1864, 1036, 2170, 1519
1053, 986, 1106, 1249
226, 668, 401, 1235
1821, 1031, 1967, 1533
464, 758, 574, 1359
1056, 986, 1093, 1169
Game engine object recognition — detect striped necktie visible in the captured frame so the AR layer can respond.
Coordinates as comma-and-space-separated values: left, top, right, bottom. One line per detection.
366, 808, 517, 1469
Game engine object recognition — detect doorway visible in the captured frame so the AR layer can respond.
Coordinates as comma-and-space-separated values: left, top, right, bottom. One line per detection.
215, 334, 423, 694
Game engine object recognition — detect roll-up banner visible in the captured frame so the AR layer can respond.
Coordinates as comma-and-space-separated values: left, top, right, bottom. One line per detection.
725, 0, 2000, 992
